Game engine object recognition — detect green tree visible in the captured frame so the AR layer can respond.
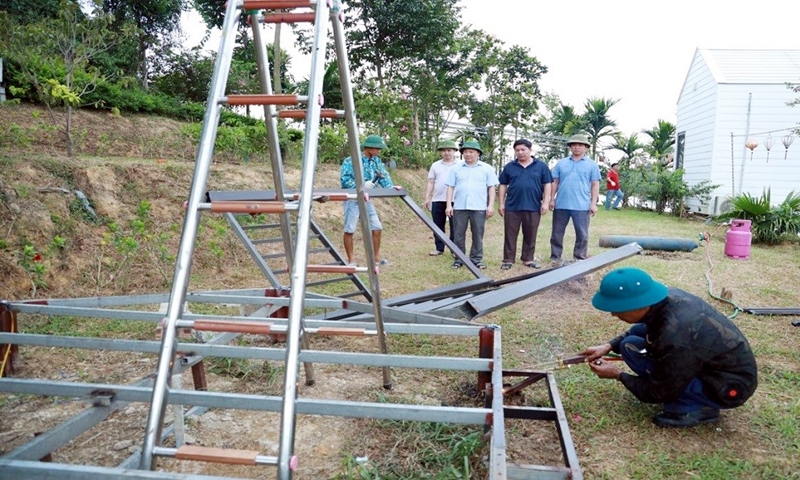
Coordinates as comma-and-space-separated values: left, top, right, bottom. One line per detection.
581, 97, 619, 159
0, 1, 136, 156
462, 40, 546, 168
0, 0, 66, 24
642, 119, 676, 167
344, 0, 461, 88
101, 0, 184, 86
609, 133, 646, 165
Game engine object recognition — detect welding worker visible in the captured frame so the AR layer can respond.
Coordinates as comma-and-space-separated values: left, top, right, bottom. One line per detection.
581, 267, 757, 428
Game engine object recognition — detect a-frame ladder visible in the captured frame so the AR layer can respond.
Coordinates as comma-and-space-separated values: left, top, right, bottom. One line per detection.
139, 1, 390, 477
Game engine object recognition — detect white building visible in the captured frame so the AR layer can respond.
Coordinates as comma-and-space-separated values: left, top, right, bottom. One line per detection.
676, 49, 800, 214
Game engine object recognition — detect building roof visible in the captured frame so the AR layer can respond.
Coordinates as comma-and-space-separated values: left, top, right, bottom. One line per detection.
699, 49, 800, 84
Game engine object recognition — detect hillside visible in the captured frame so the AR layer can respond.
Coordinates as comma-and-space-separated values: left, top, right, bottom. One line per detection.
0, 103, 430, 301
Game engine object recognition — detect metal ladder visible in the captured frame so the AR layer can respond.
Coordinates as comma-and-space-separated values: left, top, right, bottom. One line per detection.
139, 1, 390, 477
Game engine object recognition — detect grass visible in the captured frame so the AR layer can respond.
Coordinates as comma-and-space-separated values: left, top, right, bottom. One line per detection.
322, 182, 800, 479
3, 151, 799, 478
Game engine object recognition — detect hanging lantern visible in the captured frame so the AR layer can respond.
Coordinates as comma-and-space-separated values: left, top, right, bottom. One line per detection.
783, 135, 795, 160
764, 136, 774, 163
745, 139, 758, 161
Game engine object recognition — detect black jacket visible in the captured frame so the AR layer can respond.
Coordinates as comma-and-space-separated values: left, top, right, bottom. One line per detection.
610, 288, 757, 408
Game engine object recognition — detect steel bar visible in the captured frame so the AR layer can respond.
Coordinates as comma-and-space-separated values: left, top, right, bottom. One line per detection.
0, 460, 233, 480
455, 243, 643, 319
1, 379, 492, 424
399, 194, 486, 278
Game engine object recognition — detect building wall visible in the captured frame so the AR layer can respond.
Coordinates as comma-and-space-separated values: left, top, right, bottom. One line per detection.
677, 52, 719, 212
678, 51, 800, 214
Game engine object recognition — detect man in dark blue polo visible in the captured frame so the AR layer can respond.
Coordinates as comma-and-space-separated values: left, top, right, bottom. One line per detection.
497, 139, 552, 270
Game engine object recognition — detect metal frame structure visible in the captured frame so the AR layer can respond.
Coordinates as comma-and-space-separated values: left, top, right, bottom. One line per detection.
0, 0, 647, 474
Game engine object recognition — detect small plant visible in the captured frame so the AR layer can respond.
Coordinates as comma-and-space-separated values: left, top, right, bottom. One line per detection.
715, 189, 800, 244
19, 242, 47, 294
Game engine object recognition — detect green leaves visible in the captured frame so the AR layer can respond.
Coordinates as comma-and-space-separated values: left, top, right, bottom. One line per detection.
716, 189, 800, 244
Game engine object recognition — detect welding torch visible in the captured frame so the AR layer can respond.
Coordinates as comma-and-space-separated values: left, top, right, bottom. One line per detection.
531, 353, 623, 371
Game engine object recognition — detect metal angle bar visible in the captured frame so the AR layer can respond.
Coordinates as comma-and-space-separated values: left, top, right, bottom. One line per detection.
0, 333, 490, 370
398, 194, 486, 279
546, 372, 583, 479
4, 375, 154, 461
0, 379, 491, 424
308, 219, 372, 301
5, 304, 478, 332
223, 211, 283, 289
383, 278, 493, 306
9, 292, 170, 308
488, 326, 507, 479
0, 460, 236, 480
463, 243, 643, 319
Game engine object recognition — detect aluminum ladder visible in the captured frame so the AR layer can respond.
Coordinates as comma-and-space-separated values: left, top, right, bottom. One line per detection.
138, 1, 390, 477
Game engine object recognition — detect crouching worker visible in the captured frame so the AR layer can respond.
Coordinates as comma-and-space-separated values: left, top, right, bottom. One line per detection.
581, 267, 757, 428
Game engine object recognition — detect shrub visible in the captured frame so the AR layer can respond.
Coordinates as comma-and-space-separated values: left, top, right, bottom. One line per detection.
627, 165, 717, 216
715, 189, 800, 244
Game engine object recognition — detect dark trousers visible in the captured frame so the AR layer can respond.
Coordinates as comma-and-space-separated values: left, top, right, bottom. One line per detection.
549, 209, 591, 260
431, 201, 453, 253
620, 324, 720, 414
452, 210, 486, 263
503, 210, 541, 263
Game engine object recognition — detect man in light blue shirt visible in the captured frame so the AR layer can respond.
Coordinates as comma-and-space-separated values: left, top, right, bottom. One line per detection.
548, 133, 601, 262
445, 140, 499, 269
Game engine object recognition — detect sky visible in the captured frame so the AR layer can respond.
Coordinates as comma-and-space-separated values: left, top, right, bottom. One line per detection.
182, 0, 800, 142
458, 0, 800, 136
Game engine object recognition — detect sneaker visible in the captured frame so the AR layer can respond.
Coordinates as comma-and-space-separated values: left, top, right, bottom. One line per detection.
429, 250, 444, 256
523, 262, 540, 269
653, 407, 720, 428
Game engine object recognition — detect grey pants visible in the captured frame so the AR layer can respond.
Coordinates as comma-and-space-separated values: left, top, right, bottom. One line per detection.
550, 209, 591, 260
452, 210, 486, 263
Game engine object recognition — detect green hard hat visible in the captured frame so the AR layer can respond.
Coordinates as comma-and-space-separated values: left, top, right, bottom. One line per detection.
437, 140, 459, 150
361, 134, 387, 149
460, 140, 482, 155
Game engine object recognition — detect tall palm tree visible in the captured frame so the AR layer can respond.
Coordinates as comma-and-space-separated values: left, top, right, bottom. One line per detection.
610, 133, 646, 166
642, 119, 676, 167
582, 97, 619, 159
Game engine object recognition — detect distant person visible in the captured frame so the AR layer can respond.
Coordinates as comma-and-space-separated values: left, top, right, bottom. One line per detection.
424, 140, 461, 256
497, 138, 552, 270
582, 267, 758, 428
445, 140, 498, 269
605, 162, 624, 210
340, 134, 401, 266
548, 133, 601, 264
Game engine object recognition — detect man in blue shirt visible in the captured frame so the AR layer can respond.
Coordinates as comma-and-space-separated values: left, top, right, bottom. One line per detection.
340, 134, 397, 265
548, 133, 601, 263
445, 140, 499, 269
498, 139, 553, 270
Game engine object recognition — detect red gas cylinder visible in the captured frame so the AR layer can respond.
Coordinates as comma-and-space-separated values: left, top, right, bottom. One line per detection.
724, 219, 752, 260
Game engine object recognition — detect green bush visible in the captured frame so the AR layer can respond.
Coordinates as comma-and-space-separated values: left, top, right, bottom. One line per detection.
715, 189, 800, 244
627, 165, 717, 216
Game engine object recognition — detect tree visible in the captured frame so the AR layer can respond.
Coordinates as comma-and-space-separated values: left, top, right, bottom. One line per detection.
100, 0, 184, 86
642, 119, 676, 167
0, 1, 136, 156
344, 0, 461, 88
581, 97, 619, 159
462, 39, 546, 168
0, 0, 66, 24
609, 133, 646, 165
